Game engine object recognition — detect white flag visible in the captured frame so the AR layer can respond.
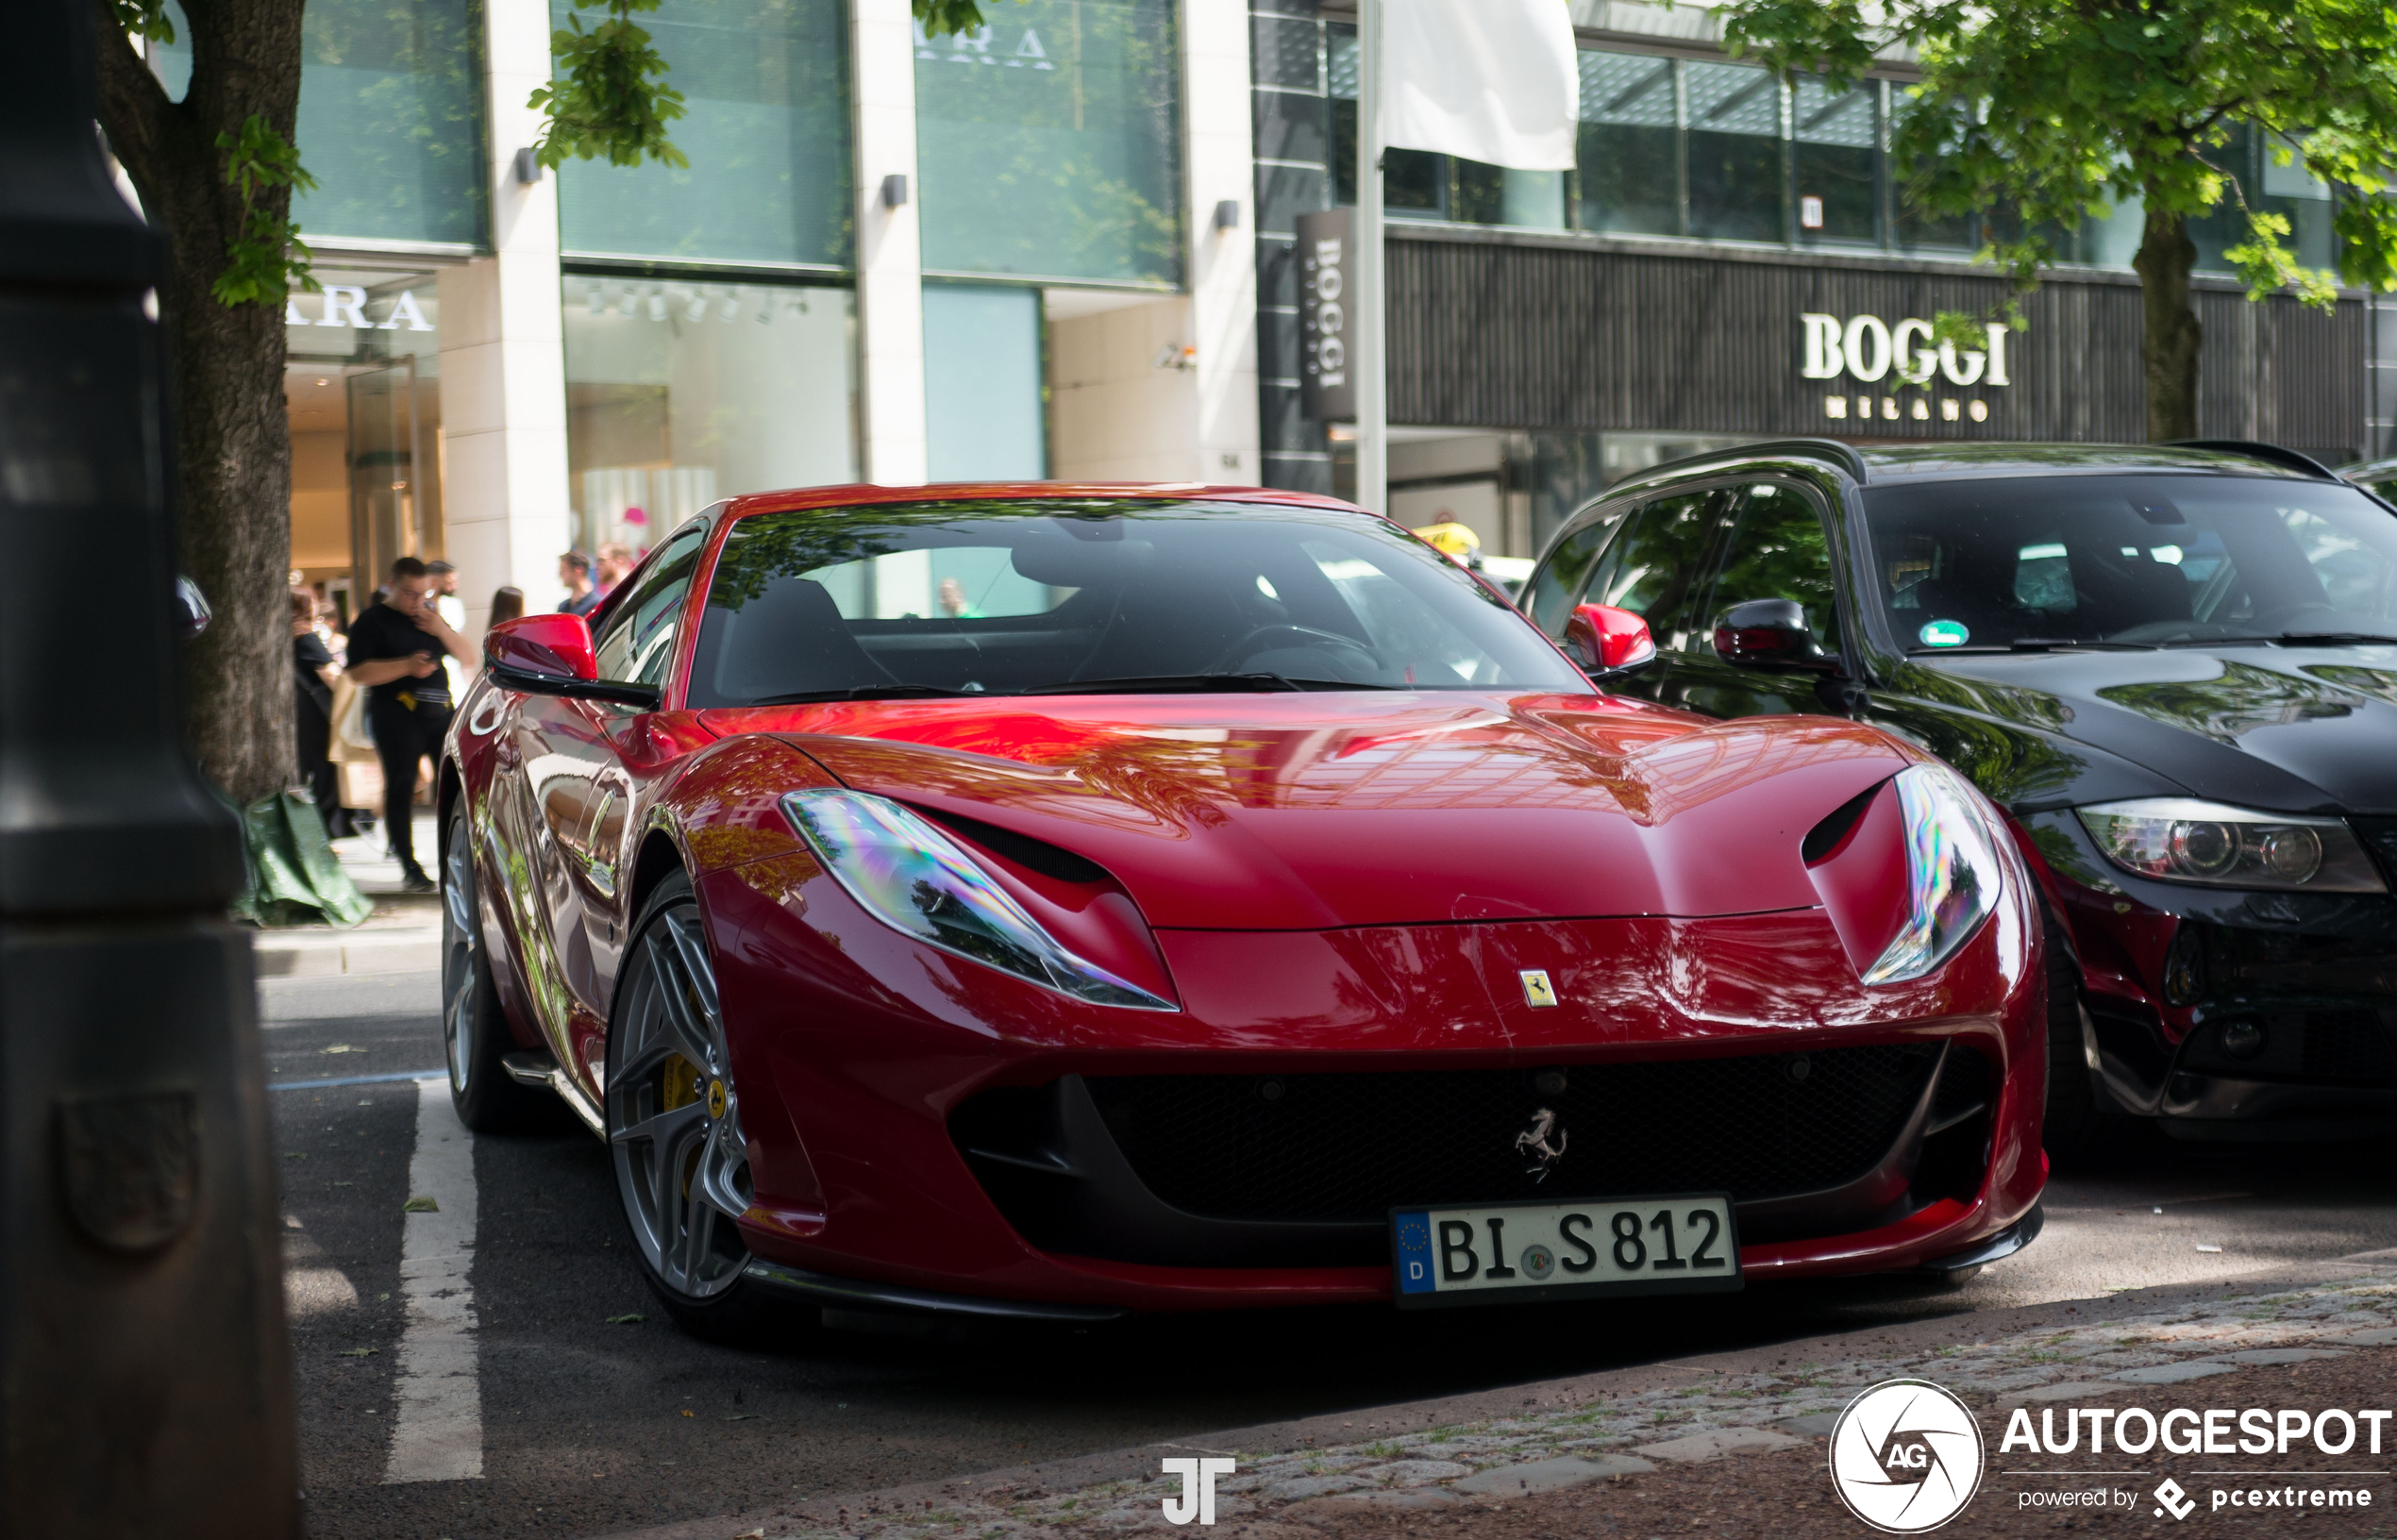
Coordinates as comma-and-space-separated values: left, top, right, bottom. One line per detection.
1382, 0, 1579, 171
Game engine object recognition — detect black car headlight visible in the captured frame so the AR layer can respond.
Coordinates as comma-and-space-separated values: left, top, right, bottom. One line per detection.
2076, 798, 2387, 894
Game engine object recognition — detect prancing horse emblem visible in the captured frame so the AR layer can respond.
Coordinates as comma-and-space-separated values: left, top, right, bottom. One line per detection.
1515, 1106, 1567, 1182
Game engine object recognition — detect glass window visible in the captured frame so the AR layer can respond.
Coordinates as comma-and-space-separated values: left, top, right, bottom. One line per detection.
562, 276, 857, 556
554, 0, 851, 267
915, 0, 1183, 284
1705, 484, 1842, 651
1576, 51, 1679, 236
1686, 62, 1783, 241
1862, 475, 2397, 649
2262, 133, 2336, 272
923, 284, 1046, 480
593, 527, 710, 685
1526, 516, 1616, 634
686, 499, 1589, 706
1792, 76, 1875, 245
154, 0, 486, 246
1584, 491, 1734, 655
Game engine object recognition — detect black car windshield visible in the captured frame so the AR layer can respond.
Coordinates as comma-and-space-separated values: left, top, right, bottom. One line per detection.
685, 498, 1587, 707
1862, 474, 2397, 650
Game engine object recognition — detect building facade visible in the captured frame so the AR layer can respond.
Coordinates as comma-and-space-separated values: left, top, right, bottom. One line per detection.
1252, 0, 2374, 561
145, 0, 2375, 627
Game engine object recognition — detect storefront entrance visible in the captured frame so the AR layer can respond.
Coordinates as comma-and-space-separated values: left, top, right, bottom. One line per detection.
285, 267, 444, 623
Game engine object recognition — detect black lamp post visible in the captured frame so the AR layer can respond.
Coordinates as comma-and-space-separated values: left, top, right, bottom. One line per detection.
0, 4, 298, 1532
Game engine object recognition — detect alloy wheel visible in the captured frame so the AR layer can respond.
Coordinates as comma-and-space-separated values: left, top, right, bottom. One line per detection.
442, 826, 479, 1097
608, 904, 753, 1299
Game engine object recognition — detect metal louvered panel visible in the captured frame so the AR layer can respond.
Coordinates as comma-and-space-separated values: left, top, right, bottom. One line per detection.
1385, 232, 2363, 458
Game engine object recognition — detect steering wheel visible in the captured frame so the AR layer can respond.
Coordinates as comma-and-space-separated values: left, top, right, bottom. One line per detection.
1208, 625, 1383, 677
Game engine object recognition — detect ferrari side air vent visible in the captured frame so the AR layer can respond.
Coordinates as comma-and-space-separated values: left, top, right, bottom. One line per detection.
920, 808, 1111, 885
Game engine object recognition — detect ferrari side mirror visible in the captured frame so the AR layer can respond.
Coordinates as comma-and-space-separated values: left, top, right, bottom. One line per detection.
1712, 598, 1835, 672
1562, 603, 1657, 677
487, 613, 660, 707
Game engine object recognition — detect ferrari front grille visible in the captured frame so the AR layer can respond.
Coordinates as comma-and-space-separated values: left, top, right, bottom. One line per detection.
1081, 1044, 1948, 1225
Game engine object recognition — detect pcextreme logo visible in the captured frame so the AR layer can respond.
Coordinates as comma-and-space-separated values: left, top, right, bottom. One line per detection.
1161, 1456, 1235, 1525
1830, 1379, 1986, 1532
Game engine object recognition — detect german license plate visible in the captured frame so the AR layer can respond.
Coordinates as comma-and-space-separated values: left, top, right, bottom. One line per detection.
1390, 1194, 1742, 1308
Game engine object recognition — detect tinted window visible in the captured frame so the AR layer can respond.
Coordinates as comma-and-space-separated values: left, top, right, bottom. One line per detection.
593, 527, 709, 686
1863, 475, 2397, 650
686, 499, 1589, 707
1707, 483, 1842, 650
1583, 490, 1733, 654
1525, 515, 1616, 632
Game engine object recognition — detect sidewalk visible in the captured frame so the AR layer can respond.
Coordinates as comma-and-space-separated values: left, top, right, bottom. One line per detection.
253, 811, 444, 979
595, 1255, 2397, 1540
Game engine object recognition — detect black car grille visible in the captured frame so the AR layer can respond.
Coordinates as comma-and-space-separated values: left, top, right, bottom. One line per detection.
1081, 1044, 1946, 1225
2354, 817, 2397, 889
2299, 1012, 2397, 1081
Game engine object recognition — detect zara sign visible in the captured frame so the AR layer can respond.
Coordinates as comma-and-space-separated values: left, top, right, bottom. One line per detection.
1801, 312, 2012, 388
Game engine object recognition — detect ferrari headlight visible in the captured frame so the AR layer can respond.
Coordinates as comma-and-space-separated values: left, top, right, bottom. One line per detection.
780, 790, 1176, 1010
2076, 799, 2387, 893
1862, 764, 2006, 986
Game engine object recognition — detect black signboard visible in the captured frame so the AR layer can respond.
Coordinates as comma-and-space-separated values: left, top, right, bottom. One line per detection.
1297, 208, 1355, 422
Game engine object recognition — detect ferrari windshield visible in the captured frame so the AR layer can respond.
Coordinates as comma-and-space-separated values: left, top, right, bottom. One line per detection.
685, 498, 1586, 706
1863, 475, 2397, 650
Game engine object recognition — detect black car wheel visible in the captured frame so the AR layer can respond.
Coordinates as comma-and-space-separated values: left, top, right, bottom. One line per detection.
443, 803, 549, 1132
606, 870, 796, 1342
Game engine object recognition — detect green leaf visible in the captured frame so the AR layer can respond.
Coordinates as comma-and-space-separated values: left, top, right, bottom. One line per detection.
112, 0, 174, 43
605, 1313, 645, 1324
210, 115, 317, 310
529, 1, 688, 170
402, 1196, 439, 1213
335, 1347, 378, 1357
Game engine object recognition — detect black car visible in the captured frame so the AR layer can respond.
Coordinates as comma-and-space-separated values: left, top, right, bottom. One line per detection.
1520, 440, 2397, 1152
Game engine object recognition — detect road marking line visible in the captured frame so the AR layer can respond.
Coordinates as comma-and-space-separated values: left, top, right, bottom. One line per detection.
273, 1069, 446, 1092
383, 1076, 482, 1483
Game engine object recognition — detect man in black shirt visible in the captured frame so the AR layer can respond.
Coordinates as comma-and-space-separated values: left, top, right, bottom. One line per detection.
342, 556, 478, 892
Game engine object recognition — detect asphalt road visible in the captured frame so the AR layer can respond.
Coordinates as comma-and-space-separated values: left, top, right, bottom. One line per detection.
263, 965, 2397, 1540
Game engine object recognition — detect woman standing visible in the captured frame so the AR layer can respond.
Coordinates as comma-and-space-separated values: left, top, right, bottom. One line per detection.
292, 589, 344, 835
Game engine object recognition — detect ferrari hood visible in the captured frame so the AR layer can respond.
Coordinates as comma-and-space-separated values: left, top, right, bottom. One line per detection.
1919, 643, 2397, 815
697, 694, 1919, 929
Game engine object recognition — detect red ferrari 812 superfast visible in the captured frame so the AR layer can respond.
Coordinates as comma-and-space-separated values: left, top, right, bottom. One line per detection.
440, 484, 2047, 1335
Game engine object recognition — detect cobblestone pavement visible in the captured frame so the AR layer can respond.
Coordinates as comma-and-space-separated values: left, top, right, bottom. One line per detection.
645, 1264, 2397, 1540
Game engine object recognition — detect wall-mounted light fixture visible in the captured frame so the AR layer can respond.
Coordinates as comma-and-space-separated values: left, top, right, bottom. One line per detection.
880, 174, 910, 209
1211, 198, 1240, 232
513, 147, 543, 185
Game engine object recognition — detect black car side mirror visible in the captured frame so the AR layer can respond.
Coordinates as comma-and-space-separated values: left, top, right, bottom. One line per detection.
1712, 599, 1837, 673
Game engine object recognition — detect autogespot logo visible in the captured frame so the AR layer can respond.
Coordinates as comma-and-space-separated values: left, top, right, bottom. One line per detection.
1830, 1379, 1986, 1532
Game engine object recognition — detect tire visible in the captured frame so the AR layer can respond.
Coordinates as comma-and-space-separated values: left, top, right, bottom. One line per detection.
442, 802, 551, 1132
606, 870, 794, 1343
2039, 910, 2115, 1167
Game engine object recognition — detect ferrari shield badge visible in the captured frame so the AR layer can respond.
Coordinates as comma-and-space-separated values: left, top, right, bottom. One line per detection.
1518, 969, 1558, 1008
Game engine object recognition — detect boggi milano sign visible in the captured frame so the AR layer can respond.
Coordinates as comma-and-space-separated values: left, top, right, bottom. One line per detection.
1801, 311, 2012, 425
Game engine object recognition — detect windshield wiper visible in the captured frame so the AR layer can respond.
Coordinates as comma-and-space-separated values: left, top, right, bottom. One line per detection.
1020, 673, 1323, 695
1907, 639, 2156, 655
2273, 631, 2397, 647
747, 684, 985, 705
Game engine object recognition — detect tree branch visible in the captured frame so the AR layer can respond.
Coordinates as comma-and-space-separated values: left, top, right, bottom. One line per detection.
89, 0, 175, 195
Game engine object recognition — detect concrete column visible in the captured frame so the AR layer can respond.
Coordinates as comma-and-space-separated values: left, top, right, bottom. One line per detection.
1182, 0, 1261, 485
438, 0, 572, 636
851, 0, 928, 485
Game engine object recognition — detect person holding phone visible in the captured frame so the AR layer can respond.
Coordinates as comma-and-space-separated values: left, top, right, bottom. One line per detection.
342, 556, 478, 892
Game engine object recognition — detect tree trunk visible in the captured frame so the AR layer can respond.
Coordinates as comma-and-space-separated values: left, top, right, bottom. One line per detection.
92, 0, 307, 806
2133, 205, 2203, 443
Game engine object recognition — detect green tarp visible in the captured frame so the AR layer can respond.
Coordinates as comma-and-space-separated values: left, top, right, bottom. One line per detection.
229, 790, 374, 929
